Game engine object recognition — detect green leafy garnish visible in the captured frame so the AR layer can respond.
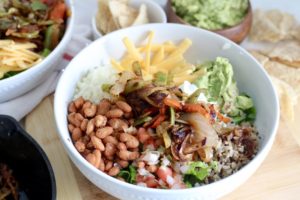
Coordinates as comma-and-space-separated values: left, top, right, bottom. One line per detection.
117, 165, 137, 184
183, 161, 217, 187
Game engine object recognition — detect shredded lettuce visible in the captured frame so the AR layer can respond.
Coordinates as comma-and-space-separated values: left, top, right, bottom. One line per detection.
183, 161, 217, 187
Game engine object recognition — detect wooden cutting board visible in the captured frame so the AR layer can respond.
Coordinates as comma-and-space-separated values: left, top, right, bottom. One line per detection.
25, 95, 300, 200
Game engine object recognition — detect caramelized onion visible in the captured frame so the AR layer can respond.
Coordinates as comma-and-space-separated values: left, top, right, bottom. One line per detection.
181, 113, 218, 148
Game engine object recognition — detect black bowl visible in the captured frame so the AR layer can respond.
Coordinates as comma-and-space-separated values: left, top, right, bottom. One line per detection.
0, 115, 56, 200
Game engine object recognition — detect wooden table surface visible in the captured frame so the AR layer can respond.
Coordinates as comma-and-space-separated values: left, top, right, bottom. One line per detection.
25, 95, 300, 200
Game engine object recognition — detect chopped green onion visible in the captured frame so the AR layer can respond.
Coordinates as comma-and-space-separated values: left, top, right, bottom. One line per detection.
132, 61, 142, 77
41, 48, 51, 57
101, 84, 113, 93
133, 116, 152, 126
153, 71, 168, 86
31, 1, 48, 11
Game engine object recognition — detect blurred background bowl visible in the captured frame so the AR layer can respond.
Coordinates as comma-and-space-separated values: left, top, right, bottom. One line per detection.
0, 115, 56, 200
54, 23, 279, 200
92, 0, 167, 40
166, 0, 252, 43
0, 0, 75, 103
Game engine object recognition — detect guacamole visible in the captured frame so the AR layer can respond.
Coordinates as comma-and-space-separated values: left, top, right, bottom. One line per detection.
172, 0, 248, 30
193, 57, 255, 123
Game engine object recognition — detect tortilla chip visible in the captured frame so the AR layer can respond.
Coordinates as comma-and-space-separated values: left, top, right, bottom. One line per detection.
249, 9, 296, 42
292, 25, 300, 41
108, 0, 137, 28
264, 60, 300, 96
249, 50, 269, 66
96, 0, 118, 34
267, 41, 300, 68
271, 76, 298, 121
131, 4, 149, 26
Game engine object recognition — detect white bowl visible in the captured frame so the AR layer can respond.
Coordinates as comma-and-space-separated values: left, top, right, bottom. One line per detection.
91, 0, 167, 40
0, 0, 75, 103
54, 24, 279, 200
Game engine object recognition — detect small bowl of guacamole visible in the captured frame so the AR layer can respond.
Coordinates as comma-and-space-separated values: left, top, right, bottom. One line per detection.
167, 0, 252, 43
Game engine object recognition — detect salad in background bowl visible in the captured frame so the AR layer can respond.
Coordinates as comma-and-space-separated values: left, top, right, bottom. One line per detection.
0, 0, 75, 102
54, 24, 279, 200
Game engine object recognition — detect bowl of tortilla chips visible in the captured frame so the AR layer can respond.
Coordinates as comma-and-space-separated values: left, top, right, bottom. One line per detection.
92, 0, 167, 40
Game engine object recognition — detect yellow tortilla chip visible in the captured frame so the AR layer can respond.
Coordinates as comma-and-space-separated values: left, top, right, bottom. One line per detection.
264, 60, 300, 96
96, 0, 118, 34
267, 41, 300, 68
108, 0, 137, 28
250, 9, 296, 42
271, 76, 298, 121
131, 4, 149, 26
292, 25, 300, 41
248, 50, 269, 66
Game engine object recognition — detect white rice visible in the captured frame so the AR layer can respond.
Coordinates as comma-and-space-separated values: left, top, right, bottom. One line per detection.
73, 65, 117, 103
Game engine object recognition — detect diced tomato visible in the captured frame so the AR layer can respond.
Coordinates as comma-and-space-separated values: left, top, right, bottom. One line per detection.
145, 177, 158, 188
136, 175, 144, 183
41, 0, 56, 6
50, 2, 66, 21
156, 166, 172, 182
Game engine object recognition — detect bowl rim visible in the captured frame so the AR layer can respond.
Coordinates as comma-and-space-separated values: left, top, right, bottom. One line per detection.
0, 0, 76, 84
54, 23, 280, 194
0, 114, 56, 199
91, 0, 167, 38
166, 0, 252, 32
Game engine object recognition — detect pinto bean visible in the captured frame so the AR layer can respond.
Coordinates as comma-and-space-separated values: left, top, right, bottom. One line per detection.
104, 143, 117, 157
93, 149, 101, 168
86, 119, 95, 135
97, 99, 111, 115
80, 119, 88, 132
117, 150, 139, 161
94, 115, 107, 128
108, 166, 120, 176
86, 153, 96, 166
72, 127, 82, 141
91, 136, 105, 151
117, 159, 129, 168
105, 161, 113, 171
119, 133, 139, 148
116, 101, 132, 113
74, 96, 84, 109
103, 136, 118, 146
106, 109, 124, 118
67, 113, 81, 127
99, 159, 105, 171
68, 102, 77, 113
68, 124, 75, 132
75, 140, 85, 152
108, 118, 128, 131
96, 127, 113, 139
84, 104, 97, 118
117, 143, 127, 151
